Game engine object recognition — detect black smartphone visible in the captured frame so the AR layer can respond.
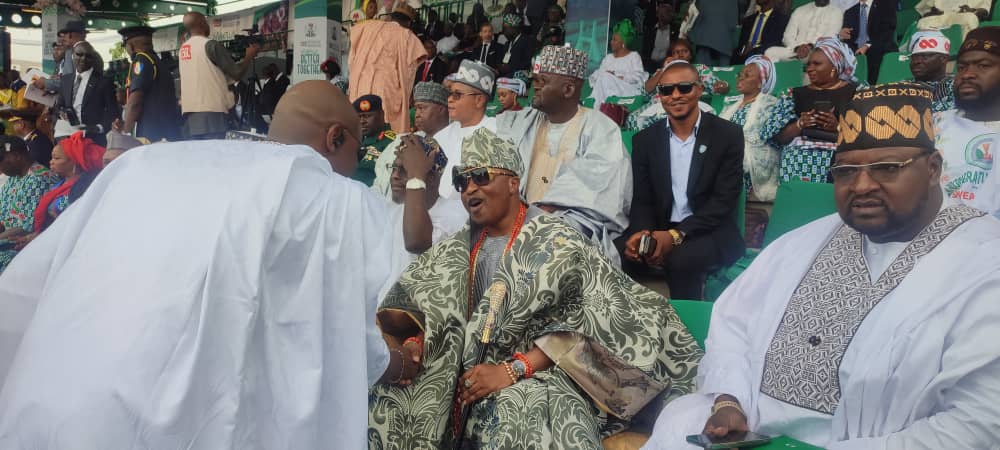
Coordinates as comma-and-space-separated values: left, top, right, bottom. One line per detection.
638, 234, 657, 257
686, 431, 772, 449
813, 100, 834, 113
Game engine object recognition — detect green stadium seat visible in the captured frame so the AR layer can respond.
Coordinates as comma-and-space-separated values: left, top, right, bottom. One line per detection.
792, 0, 812, 9
670, 299, 712, 350
622, 129, 637, 155
711, 65, 742, 91
703, 184, 746, 300
995, 0, 1000, 20
605, 95, 650, 113
764, 181, 836, 245
877, 52, 912, 84
942, 25, 963, 56
981, 21, 1000, 29
773, 60, 804, 95
896, 9, 921, 43
901, 0, 921, 9
757, 436, 826, 450
854, 54, 868, 84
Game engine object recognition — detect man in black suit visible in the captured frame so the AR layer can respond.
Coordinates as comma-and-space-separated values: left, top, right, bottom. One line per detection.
255, 63, 290, 133
414, 35, 449, 84
496, 14, 533, 77
620, 61, 745, 299
840, 0, 898, 84
59, 41, 119, 146
733, 0, 790, 64
1, 110, 53, 168
462, 22, 506, 71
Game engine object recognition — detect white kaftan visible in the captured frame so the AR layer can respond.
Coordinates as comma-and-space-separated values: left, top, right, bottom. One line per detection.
644, 205, 1000, 450
434, 117, 497, 200
765, 2, 844, 62
495, 107, 632, 266
915, 0, 991, 38
0, 141, 392, 450
588, 51, 648, 107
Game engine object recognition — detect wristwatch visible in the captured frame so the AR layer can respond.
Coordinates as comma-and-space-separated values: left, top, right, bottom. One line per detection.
510, 359, 527, 379
668, 229, 684, 245
405, 178, 427, 190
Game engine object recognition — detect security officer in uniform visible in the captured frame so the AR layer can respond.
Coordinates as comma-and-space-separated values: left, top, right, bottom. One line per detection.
352, 94, 397, 186
115, 25, 181, 142
0, 109, 54, 167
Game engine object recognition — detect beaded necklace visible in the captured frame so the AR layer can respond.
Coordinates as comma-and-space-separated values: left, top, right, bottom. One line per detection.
466, 202, 527, 319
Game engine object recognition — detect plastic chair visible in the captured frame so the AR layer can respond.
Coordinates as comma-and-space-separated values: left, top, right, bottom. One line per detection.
896, 9, 921, 43
621, 129, 637, 155
773, 60, 804, 95
877, 52, 912, 84
994, 0, 1000, 20
670, 299, 713, 350
854, 54, 868, 84
763, 181, 836, 246
941, 25, 963, 57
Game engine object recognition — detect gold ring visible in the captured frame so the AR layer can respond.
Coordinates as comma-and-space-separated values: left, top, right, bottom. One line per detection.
464, 378, 475, 388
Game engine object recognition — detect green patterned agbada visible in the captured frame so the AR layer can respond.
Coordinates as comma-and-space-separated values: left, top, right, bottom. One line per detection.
369, 210, 702, 449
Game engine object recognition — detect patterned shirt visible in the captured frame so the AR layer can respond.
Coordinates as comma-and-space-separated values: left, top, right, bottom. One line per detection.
0, 164, 59, 233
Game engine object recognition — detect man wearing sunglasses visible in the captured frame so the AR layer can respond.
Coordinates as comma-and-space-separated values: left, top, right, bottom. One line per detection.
369, 127, 700, 448
622, 60, 745, 300
434, 60, 498, 201
644, 82, 1000, 450
0, 81, 417, 449
495, 45, 632, 266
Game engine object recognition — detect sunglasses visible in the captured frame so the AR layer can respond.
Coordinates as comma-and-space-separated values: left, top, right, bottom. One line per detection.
656, 82, 700, 96
828, 154, 929, 183
448, 91, 484, 100
452, 166, 515, 192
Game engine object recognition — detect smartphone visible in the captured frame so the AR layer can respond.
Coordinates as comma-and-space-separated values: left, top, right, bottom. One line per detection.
813, 100, 835, 113
686, 431, 772, 449
638, 234, 657, 257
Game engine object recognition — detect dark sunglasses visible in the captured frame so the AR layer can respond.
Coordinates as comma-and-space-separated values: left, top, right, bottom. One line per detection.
656, 82, 700, 96
452, 166, 515, 192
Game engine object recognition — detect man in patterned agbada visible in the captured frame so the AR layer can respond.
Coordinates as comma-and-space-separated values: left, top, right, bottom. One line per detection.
643, 82, 1000, 449
369, 127, 702, 449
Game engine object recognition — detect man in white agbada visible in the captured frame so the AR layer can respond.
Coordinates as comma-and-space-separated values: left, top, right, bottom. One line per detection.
764, 0, 844, 62
0, 81, 421, 449
435, 59, 498, 201
915, 0, 991, 38
496, 45, 632, 265
644, 82, 1000, 449
935, 27, 1000, 214
372, 81, 451, 199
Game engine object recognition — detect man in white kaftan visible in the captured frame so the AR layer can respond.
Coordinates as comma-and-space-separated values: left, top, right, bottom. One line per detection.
0, 81, 416, 450
764, 0, 844, 62
496, 45, 632, 265
915, 0, 991, 38
644, 83, 1000, 449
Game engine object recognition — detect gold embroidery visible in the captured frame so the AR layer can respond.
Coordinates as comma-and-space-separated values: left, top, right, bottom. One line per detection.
840, 110, 863, 144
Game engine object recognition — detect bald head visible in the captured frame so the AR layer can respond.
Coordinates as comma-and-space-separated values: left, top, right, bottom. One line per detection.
183, 12, 210, 37
268, 80, 362, 176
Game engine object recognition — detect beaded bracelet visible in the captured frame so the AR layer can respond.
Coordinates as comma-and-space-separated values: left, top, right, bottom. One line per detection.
712, 400, 745, 417
501, 361, 518, 385
403, 336, 423, 349
389, 348, 405, 384
513, 352, 534, 378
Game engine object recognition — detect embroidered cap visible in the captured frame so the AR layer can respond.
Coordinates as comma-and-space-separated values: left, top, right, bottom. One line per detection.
496, 77, 526, 96
532, 44, 588, 80
353, 94, 383, 113
409, 134, 448, 174
454, 59, 496, 95
959, 26, 1000, 58
106, 130, 148, 151
458, 128, 524, 177
413, 82, 449, 106
836, 82, 935, 153
502, 13, 523, 27
909, 30, 950, 55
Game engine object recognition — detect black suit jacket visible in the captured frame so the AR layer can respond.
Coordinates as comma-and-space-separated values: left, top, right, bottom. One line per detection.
462, 42, 506, 71
26, 130, 54, 168
59, 71, 119, 145
498, 34, 534, 76
628, 113, 746, 264
842, 0, 897, 53
414, 57, 449, 84
735, 9, 790, 61
258, 74, 290, 116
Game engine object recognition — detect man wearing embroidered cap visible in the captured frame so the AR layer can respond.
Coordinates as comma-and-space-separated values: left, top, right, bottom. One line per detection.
934, 26, 1000, 212
435, 60, 498, 201
372, 82, 452, 198
497, 13, 533, 77
369, 127, 699, 449
496, 44, 633, 266
645, 82, 1000, 450
905, 30, 955, 112
116, 24, 181, 142
352, 94, 397, 186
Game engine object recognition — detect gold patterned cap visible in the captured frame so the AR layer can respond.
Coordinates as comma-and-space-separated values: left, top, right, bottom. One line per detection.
458, 128, 524, 177
836, 82, 935, 154
959, 26, 1000, 57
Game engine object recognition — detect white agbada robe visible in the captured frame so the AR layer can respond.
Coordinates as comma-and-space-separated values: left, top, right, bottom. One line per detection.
434, 116, 497, 200
915, 0, 991, 38
764, 2, 844, 62
588, 51, 648, 107
644, 204, 1000, 450
0, 141, 392, 450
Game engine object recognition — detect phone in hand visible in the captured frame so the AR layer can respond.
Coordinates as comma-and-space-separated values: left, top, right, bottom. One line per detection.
638, 234, 657, 257
813, 100, 835, 114
686, 431, 772, 449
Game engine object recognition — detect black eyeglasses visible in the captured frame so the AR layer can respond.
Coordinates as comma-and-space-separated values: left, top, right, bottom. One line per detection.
829, 154, 930, 183
656, 82, 700, 96
452, 166, 515, 192
448, 91, 484, 100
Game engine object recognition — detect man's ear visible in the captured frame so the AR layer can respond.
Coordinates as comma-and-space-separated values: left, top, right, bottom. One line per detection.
508, 175, 521, 194
325, 123, 345, 155
928, 150, 944, 186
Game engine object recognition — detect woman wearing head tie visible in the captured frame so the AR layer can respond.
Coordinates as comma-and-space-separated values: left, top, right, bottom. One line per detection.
720, 55, 781, 202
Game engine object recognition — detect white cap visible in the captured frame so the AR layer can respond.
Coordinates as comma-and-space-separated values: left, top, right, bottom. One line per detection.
909, 30, 950, 55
